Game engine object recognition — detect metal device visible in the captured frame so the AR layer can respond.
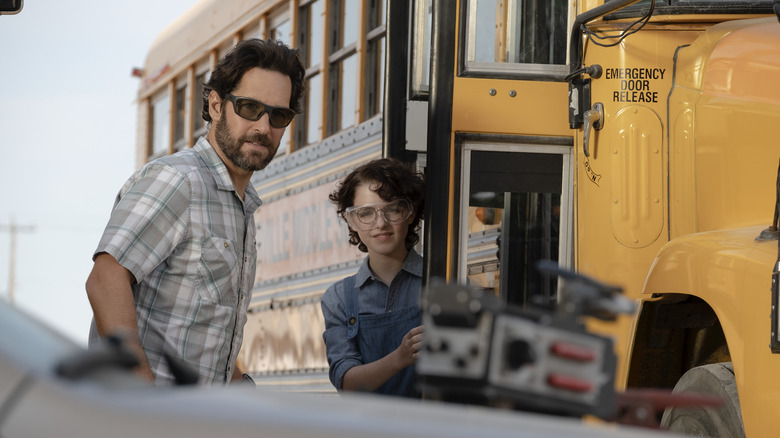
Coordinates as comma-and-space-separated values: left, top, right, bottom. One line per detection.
418, 262, 634, 420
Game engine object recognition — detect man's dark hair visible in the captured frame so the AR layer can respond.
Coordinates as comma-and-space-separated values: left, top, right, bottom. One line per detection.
201, 39, 305, 123
330, 158, 425, 253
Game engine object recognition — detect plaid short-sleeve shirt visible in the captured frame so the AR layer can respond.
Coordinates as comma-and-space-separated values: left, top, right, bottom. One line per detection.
89, 137, 261, 385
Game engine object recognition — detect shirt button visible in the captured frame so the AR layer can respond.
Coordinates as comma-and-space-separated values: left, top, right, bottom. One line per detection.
349, 317, 356, 325
224, 241, 229, 248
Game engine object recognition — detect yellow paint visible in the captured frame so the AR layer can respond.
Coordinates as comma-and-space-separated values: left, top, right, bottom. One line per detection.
452, 78, 570, 136
577, 17, 780, 436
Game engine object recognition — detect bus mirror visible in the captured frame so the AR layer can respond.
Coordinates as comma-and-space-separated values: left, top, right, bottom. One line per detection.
0, 0, 23, 15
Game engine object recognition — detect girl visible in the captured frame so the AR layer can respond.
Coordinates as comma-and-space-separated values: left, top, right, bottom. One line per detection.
321, 158, 425, 397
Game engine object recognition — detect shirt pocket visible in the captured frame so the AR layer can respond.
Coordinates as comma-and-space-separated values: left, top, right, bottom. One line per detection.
241, 238, 257, 298
198, 236, 241, 305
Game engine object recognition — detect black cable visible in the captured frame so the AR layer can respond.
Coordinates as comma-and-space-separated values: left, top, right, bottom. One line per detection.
564, 67, 588, 82
565, 64, 603, 82
583, 0, 655, 48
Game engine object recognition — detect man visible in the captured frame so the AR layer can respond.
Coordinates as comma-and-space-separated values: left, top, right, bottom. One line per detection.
85, 39, 305, 385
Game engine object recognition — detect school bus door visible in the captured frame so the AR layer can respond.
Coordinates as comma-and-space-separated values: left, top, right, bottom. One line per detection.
417, 0, 574, 307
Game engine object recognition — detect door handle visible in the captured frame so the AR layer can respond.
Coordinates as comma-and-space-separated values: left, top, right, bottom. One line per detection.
583, 102, 604, 158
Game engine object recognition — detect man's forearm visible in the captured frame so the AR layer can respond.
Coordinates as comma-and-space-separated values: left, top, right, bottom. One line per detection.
86, 253, 154, 381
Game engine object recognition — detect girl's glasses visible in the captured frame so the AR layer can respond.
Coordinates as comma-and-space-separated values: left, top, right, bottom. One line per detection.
344, 199, 413, 230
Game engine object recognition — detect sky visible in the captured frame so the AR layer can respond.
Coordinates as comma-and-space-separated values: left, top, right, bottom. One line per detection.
0, 0, 202, 346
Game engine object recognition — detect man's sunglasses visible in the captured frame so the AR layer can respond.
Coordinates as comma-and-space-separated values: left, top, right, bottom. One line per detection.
224, 93, 295, 128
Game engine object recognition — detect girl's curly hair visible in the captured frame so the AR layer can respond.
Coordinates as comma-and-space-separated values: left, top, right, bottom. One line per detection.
330, 158, 425, 253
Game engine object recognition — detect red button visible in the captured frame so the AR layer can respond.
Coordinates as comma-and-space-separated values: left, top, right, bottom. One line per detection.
550, 341, 596, 362
547, 373, 593, 393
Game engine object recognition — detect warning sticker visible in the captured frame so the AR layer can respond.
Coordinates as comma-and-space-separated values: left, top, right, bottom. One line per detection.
605, 68, 666, 103
584, 157, 601, 187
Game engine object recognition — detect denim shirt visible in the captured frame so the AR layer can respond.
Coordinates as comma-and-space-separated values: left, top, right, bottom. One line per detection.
320, 249, 423, 391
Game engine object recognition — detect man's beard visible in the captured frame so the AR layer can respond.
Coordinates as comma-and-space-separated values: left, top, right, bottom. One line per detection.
214, 110, 278, 171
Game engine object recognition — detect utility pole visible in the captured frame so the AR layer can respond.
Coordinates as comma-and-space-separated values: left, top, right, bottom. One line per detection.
0, 217, 35, 305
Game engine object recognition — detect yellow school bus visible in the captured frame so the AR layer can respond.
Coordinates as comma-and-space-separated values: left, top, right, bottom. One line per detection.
137, 0, 780, 434
396, 0, 780, 435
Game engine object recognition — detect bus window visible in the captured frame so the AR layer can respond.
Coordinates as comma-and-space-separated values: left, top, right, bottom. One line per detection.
306, 74, 323, 145
304, 0, 324, 68
337, 55, 357, 130
410, 0, 431, 97
471, 0, 497, 63
363, 0, 386, 118
327, 0, 359, 134
270, 19, 290, 45
173, 82, 186, 151
497, 190, 561, 307
460, 143, 572, 308
149, 90, 170, 158
269, 5, 291, 45
342, 0, 358, 47
269, 8, 293, 155
192, 69, 207, 139
464, 0, 569, 77
298, 0, 325, 147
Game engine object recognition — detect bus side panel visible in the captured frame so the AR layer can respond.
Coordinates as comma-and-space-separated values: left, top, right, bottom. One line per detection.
578, 28, 698, 386
240, 118, 383, 383
240, 300, 328, 372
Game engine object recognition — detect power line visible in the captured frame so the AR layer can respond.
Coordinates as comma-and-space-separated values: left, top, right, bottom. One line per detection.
0, 217, 35, 305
